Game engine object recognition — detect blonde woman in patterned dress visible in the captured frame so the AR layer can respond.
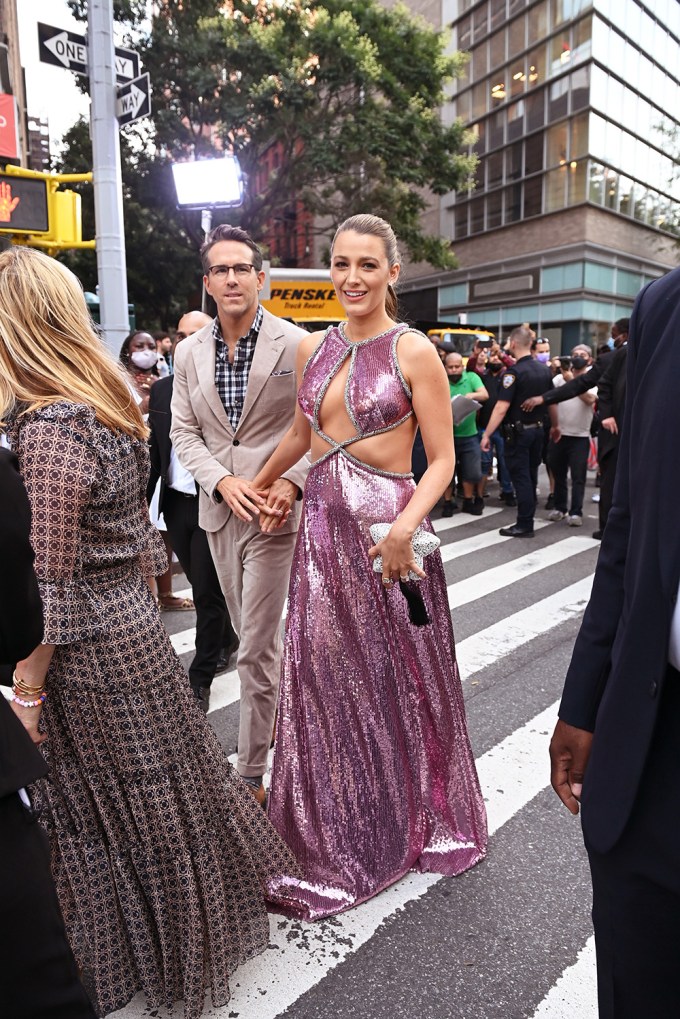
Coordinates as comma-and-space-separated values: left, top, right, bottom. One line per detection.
0, 247, 298, 1019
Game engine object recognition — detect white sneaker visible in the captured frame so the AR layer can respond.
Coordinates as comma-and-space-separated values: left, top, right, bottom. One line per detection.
567, 515, 583, 526
591, 493, 600, 502
548, 510, 567, 521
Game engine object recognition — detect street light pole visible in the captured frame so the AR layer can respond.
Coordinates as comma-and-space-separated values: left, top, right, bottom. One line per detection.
88, 0, 129, 356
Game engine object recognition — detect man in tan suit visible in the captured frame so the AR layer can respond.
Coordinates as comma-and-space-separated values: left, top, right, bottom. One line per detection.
171, 225, 308, 805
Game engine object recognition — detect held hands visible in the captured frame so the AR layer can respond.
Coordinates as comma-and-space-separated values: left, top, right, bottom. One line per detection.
258, 478, 298, 533
521, 395, 544, 412
368, 521, 426, 585
216, 475, 279, 523
549, 719, 593, 815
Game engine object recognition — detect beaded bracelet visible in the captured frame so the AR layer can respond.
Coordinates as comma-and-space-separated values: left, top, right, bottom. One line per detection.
11, 691, 47, 708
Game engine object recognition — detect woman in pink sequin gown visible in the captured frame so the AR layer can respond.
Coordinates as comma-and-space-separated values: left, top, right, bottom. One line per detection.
254, 215, 487, 920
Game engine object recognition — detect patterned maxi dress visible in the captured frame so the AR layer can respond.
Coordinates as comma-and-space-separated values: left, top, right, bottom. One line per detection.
265, 324, 488, 921
7, 402, 299, 1019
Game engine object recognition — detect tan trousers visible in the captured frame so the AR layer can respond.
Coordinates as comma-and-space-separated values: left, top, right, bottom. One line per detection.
207, 519, 297, 777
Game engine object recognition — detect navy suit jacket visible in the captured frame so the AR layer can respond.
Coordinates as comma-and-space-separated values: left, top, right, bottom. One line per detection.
558, 267, 680, 853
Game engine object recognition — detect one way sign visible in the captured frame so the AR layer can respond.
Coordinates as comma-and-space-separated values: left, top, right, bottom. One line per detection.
116, 73, 151, 127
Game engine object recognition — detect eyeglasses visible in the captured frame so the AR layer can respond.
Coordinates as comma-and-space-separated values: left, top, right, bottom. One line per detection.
206, 263, 255, 279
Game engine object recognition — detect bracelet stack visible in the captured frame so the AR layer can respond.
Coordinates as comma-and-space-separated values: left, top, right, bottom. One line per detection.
12, 671, 47, 708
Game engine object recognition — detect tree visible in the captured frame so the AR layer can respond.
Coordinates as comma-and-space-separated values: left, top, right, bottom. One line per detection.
67, 0, 474, 271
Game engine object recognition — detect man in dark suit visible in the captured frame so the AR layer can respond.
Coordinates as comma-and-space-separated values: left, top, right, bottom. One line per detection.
592, 342, 627, 538
0, 448, 95, 1018
549, 268, 680, 1019
147, 312, 238, 712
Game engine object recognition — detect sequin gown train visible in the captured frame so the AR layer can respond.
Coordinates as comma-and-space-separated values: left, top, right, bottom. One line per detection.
8, 402, 299, 1019
265, 324, 488, 921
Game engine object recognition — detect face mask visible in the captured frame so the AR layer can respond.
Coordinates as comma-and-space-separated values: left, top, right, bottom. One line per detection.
607, 337, 615, 350
536, 352, 551, 363
130, 350, 158, 370
488, 362, 503, 373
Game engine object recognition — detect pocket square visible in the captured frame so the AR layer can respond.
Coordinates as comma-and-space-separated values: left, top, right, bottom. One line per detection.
270, 369, 294, 377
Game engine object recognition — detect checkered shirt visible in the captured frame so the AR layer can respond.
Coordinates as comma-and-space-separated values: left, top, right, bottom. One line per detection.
213, 305, 263, 431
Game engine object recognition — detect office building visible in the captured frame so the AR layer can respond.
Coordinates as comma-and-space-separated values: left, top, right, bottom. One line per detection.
398, 0, 680, 351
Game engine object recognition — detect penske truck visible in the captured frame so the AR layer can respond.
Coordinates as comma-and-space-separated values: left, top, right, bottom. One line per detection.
261, 268, 344, 331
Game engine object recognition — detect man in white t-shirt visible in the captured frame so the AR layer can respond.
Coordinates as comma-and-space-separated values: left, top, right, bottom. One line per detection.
546, 355, 595, 526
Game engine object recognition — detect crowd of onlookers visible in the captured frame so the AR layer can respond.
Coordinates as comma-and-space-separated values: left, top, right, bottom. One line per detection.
426, 318, 629, 540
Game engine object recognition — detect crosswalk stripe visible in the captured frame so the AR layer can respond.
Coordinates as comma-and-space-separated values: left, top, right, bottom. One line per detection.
440, 518, 550, 562
530, 936, 597, 1018
456, 574, 594, 681
447, 534, 596, 608
432, 505, 503, 532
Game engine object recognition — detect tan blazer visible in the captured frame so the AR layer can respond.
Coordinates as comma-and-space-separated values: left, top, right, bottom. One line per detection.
170, 307, 310, 534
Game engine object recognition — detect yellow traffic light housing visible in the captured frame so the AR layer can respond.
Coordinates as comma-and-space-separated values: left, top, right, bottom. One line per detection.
0, 164, 95, 253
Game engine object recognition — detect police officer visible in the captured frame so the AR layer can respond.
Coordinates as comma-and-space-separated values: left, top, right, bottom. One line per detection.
480, 325, 557, 537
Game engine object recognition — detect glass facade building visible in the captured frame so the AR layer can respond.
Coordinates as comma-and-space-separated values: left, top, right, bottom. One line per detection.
400, 0, 680, 351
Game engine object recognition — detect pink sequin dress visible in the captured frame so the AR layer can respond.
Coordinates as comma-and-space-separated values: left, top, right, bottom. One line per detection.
265, 323, 487, 920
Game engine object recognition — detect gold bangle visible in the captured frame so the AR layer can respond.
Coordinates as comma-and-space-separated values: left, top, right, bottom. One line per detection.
12, 670, 45, 695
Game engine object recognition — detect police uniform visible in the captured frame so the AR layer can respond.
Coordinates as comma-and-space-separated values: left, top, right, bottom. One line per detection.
497, 355, 553, 533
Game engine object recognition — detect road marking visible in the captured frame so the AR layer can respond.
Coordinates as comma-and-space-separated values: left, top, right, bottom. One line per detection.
113, 698, 570, 1019
432, 506, 503, 533
456, 574, 594, 681
447, 535, 596, 608
440, 518, 550, 562
530, 936, 597, 1018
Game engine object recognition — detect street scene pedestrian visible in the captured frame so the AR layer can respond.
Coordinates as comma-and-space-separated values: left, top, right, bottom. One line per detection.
443, 351, 489, 516
170, 224, 310, 807
546, 355, 597, 526
550, 266, 680, 1019
250, 214, 487, 920
0, 247, 299, 1019
480, 325, 556, 537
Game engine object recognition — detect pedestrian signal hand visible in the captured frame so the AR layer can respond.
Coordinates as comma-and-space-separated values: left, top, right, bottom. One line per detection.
0, 180, 20, 223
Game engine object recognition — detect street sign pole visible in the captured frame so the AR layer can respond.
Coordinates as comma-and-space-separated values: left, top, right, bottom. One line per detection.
88, 0, 129, 356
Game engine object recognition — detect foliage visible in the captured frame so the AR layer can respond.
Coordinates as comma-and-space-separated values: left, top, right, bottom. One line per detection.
62, 0, 475, 312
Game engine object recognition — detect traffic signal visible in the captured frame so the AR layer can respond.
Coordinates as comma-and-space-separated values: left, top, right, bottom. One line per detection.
0, 164, 95, 251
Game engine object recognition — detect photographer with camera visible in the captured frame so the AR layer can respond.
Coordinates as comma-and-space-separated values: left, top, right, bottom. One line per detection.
480, 325, 558, 537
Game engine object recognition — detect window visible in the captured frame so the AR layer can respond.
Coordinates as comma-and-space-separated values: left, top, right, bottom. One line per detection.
505, 183, 522, 222
572, 15, 592, 64
618, 177, 634, 218
470, 196, 485, 233
473, 44, 489, 80
488, 110, 505, 149
524, 175, 543, 216
588, 162, 604, 204
526, 90, 545, 131
490, 0, 506, 32
458, 14, 472, 50
525, 132, 544, 174
473, 3, 489, 43
510, 58, 526, 97
545, 167, 567, 211
568, 160, 587, 204
487, 150, 504, 188
508, 14, 526, 58
527, 45, 546, 90
487, 189, 503, 228
571, 65, 589, 110
506, 141, 523, 179
528, 0, 548, 46
455, 202, 469, 238
508, 99, 525, 139
550, 32, 572, 76
547, 122, 568, 168
548, 77, 569, 119
570, 113, 588, 159
489, 29, 506, 69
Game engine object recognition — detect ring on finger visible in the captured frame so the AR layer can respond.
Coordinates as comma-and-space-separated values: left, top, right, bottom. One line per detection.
399, 574, 409, 582
382, 577, 393, 586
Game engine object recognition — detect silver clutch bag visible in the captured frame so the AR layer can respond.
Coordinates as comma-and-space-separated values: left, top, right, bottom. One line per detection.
369, 522, 440, 582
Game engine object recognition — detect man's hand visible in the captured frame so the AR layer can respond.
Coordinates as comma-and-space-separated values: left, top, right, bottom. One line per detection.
216, 475, 277, 523
480, 432, 491, 452
259, 478, 298, 533
550, 425, 561, 443
549, 719, 593, 815
601, 416, 618, 435
521, 395, 544, 412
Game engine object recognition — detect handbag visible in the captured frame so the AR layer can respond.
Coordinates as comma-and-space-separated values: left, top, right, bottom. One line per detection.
369, 522, 441, 627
